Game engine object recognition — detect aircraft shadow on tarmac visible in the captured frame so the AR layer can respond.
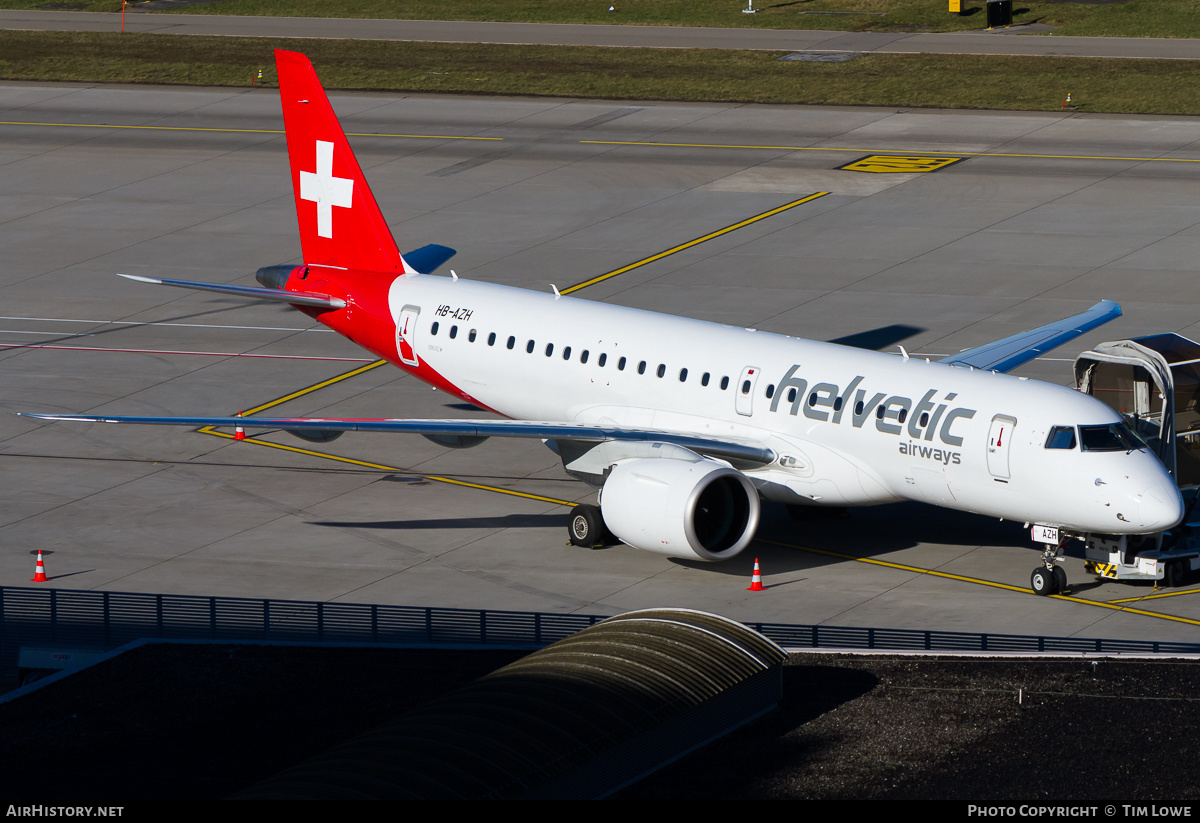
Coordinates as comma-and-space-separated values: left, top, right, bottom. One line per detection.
308, 496, 1046, 582
310, 513, 568, 530
826, 324, 924, 352
748, 500, 1043, 572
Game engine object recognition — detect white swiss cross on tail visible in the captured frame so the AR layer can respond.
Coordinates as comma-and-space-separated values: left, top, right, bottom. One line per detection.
299, 140, 354, 239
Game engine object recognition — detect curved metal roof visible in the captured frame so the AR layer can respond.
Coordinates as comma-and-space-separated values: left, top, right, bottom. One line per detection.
238, 608, 786, 799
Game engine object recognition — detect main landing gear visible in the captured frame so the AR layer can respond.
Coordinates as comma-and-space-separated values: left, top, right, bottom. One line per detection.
568, 504, 613, 548
1030, 540, 1068, 595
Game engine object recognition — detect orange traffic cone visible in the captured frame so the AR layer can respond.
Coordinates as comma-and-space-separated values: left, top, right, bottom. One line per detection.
234, 411, 246, 441
30, 550, 49, 582
747, 557, 765, 591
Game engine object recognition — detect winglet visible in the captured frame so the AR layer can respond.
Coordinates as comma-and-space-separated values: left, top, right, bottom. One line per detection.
275, 50, 413, 276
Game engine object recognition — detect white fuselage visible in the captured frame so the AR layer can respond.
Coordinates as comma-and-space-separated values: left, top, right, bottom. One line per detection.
385, 273, 1183, 536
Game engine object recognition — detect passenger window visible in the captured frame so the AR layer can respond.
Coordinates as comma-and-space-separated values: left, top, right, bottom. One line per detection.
721, 376, 729, 390
468, 329, 477, 343
765, 384, 775, 399
431, 322, 439, 336
702, 373, 710, 387
1045, 426, 1077, 450
679, 368, 687, 382
581, 350, 589, 364
618, 357, 626, 371
638, 361, 647, 375
656, 364, 665, 378
563, 346, 572, 360
545, 343, 554, 357
449, 326, 458, 339
526, 339, 535, 353
598, 353, 606, 367
488, 332, 496, 346
507, 336, 516, 350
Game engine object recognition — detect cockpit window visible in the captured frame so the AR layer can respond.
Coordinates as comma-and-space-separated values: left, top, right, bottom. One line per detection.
1079, 422, 1143, 452
1045, 426, 1077, 450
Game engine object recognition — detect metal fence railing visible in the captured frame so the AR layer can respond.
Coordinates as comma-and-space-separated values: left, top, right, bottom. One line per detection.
2, 586, 1197, 676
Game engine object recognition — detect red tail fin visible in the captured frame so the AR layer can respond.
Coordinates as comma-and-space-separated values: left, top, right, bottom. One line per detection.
275, 50, 414, 275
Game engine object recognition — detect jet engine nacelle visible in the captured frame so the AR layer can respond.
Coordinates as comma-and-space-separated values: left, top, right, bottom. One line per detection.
600, 457, 760, 562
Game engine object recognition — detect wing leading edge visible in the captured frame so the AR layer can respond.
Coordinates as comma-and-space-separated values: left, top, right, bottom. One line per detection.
18, 414, 776, 468
938, 300, 1121, 373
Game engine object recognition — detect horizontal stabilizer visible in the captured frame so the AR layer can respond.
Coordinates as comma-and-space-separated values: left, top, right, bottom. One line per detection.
118, 274, 345, 310
18, 413, 776, 468
402, 244, 457, 274
939, 300, 1121, 373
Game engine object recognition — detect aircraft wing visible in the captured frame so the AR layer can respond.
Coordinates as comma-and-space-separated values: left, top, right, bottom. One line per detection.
18, 414, 777, 468
117, 274, 345, 309
938, 299, 1121, 373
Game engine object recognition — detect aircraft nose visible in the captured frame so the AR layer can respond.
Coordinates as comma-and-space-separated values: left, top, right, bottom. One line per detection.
1139, 482, 1185, 531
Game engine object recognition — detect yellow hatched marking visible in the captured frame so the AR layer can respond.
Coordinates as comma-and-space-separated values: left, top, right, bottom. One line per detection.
1085, 561, 1120, 579
760, 539, 1200, 627
839, 155, 964, 173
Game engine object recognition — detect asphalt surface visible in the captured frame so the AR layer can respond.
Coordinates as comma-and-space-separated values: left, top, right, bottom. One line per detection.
4, 9, 1200, 60
5, 82, 1200, 643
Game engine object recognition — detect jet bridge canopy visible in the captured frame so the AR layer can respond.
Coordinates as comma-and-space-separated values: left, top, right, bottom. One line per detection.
1074, 333, 1200, 488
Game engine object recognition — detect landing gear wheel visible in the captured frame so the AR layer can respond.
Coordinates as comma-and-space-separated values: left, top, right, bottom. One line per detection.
568, 504, 604, 548
1052, 565, 1068, 594
1166, 561, 1185, 589
1031, 567, 1058, 596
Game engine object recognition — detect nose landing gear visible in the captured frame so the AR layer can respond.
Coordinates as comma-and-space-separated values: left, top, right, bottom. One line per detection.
1030, 538, 1068, 595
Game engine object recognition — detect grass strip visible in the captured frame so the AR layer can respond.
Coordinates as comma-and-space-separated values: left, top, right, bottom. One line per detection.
1, 30, 1199, 116
8, 0, 1200, 39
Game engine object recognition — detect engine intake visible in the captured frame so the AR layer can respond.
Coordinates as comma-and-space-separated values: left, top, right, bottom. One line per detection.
600, 457, 760, 562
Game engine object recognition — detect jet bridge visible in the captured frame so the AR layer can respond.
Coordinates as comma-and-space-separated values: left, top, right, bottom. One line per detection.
1074, 333, 1200, 586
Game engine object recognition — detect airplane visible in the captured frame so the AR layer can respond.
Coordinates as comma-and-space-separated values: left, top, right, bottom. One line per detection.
22, 49, 1185, 597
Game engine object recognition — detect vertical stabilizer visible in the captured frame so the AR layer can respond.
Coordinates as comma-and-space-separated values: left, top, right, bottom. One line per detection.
275, 49, 413, 275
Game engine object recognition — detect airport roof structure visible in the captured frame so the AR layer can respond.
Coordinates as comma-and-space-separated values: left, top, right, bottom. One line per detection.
238, 608, 787, 799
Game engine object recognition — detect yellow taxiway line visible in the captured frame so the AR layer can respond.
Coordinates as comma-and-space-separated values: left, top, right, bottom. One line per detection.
203, 428, 574, 506
581, 139, 1200, 164
760, 538, 1200, 626
0, 120, 501, 140
197, 361, 572, 506
561, 192, 829, 294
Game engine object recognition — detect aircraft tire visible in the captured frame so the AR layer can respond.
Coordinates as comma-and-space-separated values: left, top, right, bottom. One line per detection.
568, 504, 604, 548
1052, 565, 1067, 594
1166, 561, 1184, 589
1030, 567, 1057, 596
